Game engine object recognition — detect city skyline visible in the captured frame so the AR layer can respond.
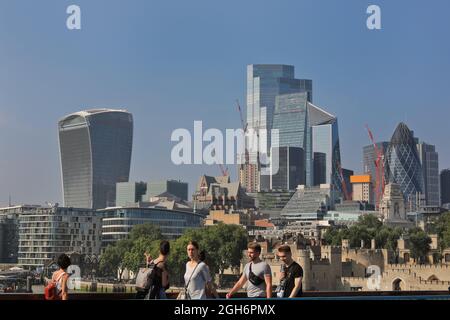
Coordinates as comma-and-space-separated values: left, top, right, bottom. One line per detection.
1, 0, 450, 206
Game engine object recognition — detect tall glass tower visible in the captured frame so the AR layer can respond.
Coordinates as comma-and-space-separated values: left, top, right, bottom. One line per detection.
58, 109, 133, 209
417, 142, 440, 206
272, 92, 342, 192
385, 123, 424, 206
243, 65, 312, 192
441, 169, 450, 206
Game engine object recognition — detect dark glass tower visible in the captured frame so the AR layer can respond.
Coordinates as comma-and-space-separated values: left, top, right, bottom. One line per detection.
270, 146, 305, 191
58, 109, 133, 209
441, 169, 450, 206
385, 123, 424, 204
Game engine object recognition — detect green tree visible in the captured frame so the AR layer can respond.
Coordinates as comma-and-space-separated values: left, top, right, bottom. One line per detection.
99, 239, 133, 280
129, 223, 163, 241
322, 225, 347, 246
375, 226, 402, 250
408, 228, 431, 264
123, 238, 160, 274
358, 214, 383, 230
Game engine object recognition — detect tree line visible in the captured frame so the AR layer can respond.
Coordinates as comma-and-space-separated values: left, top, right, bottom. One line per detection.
98, 223, 248, 286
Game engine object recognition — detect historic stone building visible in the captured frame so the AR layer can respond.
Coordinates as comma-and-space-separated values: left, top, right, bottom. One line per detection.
249, 236, 450, 292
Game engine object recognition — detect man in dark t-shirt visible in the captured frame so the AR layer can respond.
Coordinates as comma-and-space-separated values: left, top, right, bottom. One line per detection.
277, 245, 303, 298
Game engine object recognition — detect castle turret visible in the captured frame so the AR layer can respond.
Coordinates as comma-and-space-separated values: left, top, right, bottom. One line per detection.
297, 249, 311, 291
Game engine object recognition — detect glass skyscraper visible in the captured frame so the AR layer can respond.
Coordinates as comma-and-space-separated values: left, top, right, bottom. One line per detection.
417, 142, 440, 206
312, 117, 342, 192
58, 109, 133, 209
243, 64, 312, 192
441, 169, 450, 206
385, 123, 424, 206
271, 92, 342, 192
270, 146, 305, 191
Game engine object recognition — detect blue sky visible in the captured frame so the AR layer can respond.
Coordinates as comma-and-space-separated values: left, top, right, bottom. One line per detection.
1, 0, 449, 206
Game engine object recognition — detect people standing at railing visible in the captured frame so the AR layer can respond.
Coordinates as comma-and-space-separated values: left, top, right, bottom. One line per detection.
49, 254, 71, 300
180, 241, 215, 299
276, 245, 303, 298
226, 242, 272, 299
137, 240, 170, 299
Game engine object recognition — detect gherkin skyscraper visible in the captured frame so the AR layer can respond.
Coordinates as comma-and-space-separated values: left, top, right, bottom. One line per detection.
385, 123, 424, 204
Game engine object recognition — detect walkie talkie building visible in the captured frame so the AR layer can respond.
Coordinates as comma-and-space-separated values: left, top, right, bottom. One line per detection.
58, 109, 133, 209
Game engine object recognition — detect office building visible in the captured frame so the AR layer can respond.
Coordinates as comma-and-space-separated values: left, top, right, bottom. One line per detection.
385, 123, 424, 208
58, 109, 133, 209
241, 64, 313, 192
341, 168, 354, 200
100, 206, 203, 247
18, 206, 101, 269
271, 92, 343, 194
417, 142, 440, 206
0, 214, 17, 263
280, 184, 338, 221
441, 169, 450, 206
314, 152, 327, 185
116, 182, 148, 207
350, 175, 374, 205
256, 191, 295, 217
145, 180, 188, 201
0, 205, 40, 263
270, 146, 305, 191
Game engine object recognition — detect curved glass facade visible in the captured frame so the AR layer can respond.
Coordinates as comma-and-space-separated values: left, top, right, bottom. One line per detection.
99, 207, 203, 247
272, 92, 342, 194
385, 123, 424, 202
59, 109, 133, 209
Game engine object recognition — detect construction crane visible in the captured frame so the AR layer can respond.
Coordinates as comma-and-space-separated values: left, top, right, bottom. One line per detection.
365, 124, 385, 207
218, 163, 229, 177
336, 160, 351, 201
211, 148, 228, 177
236, 99, 250, 166
236, 99, 248, 133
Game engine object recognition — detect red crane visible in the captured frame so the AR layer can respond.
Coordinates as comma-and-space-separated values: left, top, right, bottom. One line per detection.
337, 160, 351, 201
365, 124, 385, 208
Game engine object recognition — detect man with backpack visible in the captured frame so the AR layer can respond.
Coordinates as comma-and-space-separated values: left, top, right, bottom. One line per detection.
135, 240, 170, 299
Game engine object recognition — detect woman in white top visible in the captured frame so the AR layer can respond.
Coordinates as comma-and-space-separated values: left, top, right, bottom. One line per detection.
184, 241, 215, 299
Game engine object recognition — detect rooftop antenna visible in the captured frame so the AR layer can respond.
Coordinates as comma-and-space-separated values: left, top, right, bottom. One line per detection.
8, 194, 11, 207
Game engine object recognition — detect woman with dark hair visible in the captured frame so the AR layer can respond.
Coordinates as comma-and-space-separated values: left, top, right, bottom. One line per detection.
181, 241, 215, 299
50, 254, 71, 300
141, 240, 170, 299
